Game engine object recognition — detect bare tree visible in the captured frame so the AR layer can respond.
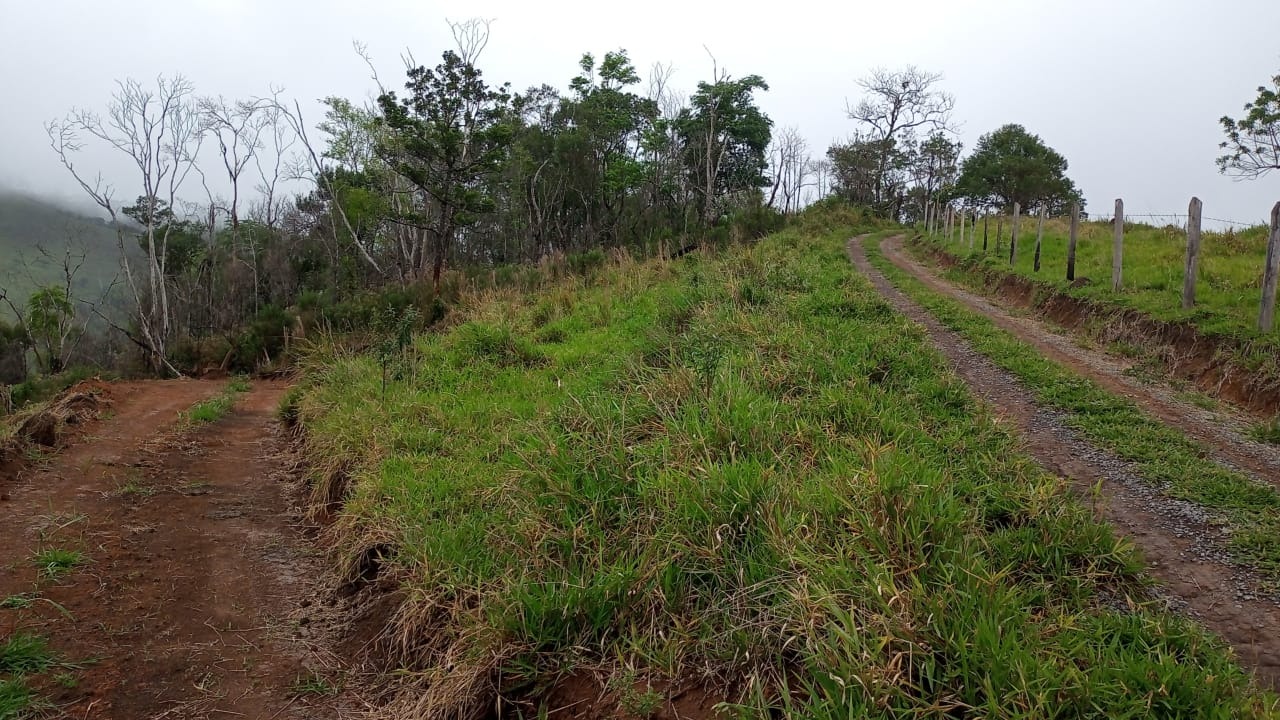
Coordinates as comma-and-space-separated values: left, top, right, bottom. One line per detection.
1218, 71, 1280, 180
251, 90, 299, 230
47, 75, 203, 374
846, 66, 955, 208
448, 17, 494, 65
809, 157, 833, 204
767, 126, 811, 214
199, 95, 269, 231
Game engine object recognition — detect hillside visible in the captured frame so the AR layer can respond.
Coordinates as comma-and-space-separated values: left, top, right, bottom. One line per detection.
283, 212, 1273, 717
0, 192, 133, 320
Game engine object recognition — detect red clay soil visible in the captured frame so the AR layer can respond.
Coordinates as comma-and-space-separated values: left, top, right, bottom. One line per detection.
849, 235, 1280, 689
534, 671, 723, 720
0, 379, 360, 719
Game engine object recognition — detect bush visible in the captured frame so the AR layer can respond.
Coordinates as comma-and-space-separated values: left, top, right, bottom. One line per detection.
232, 304, 294, 371
8, 366, 105, 409
0, 319, 26, 386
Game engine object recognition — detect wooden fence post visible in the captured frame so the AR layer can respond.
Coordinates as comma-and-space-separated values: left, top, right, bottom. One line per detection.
923, 200, 932, 235
945, 206, 952, 243
983, 213, 989, 253
1112, 198, 1124, 292
960, 209, 967, 250
1067, 202, 1080, 281
1009, 202, 1021, 265
1260, 201, 1280, 332
1183, 197, 1202, 309
1033, 204, 1046, 272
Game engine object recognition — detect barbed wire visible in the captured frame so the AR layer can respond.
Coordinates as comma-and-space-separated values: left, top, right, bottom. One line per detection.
1116, 212, 1260, 228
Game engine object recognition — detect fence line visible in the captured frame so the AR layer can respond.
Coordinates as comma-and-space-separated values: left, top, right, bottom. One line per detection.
923, 196, 1280, 332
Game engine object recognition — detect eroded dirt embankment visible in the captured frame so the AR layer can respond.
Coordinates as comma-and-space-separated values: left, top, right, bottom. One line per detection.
849, 235, 1280, 689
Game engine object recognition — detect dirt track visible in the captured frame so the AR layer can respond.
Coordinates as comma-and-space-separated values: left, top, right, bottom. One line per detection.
849, 234, 1280, 688
880, 235, 1280, 484
0, 379, 357, 719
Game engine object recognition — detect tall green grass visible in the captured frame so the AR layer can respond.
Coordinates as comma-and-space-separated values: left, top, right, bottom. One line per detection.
930, 217, 1280, 368
291, 218, 1275, 717
867, 234, 1280, 578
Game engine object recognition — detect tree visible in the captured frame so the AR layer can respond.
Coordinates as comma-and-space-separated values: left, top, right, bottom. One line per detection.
0, 239, 100, 375
767, 126, 812, 214
955, 124, 1081, 215
846, 66, 955, 211
25, 286, 75, 374
1218, 71, 1280, 180
827, 134, 892, 207
377, 46, 514, 287
48, 75, 203, 374
677, 71, 772, 226
564, 50, 658, 244
911, 132, 962, 214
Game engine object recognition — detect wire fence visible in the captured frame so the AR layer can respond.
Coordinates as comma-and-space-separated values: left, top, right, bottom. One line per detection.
1080, 212, 1261, 229
924, 197, 1280, 331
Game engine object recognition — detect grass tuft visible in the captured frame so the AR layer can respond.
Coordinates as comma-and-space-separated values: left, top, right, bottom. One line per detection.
1251, 416, 1280, 445
0, 634, 54, 675
30, 548, 85, 579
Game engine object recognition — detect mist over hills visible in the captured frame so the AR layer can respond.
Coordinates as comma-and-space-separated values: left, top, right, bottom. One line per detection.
0, 191, 135, 319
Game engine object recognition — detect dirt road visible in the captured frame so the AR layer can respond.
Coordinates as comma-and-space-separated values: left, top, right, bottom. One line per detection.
0, 379, 356, 719
879, 235, 1280, 483
848, 235, 1280, 688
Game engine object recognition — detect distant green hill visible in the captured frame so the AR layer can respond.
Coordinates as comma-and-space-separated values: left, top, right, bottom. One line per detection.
0, 192, 136, 321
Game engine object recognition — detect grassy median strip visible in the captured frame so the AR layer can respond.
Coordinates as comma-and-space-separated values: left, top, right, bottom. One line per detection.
187, 375, 251, 424
292, 217, 1276, 717
867, 234, 1280, 580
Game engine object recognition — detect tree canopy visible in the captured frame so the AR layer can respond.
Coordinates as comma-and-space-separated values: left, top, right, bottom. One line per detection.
954, 124, 1082, 214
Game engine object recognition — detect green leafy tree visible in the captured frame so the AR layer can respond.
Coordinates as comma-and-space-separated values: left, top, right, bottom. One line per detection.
828, 134, 901, 208
26, 286, 75, 374
377, 50, 514, 288
1218, 71, 1280, 180
955, 124, 1082, 215
123, 196, 204, 279
565, 50, 658, 243
678, 74, 773, 225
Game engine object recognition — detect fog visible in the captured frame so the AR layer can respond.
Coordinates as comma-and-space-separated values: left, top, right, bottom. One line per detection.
2, 0, 1278, 224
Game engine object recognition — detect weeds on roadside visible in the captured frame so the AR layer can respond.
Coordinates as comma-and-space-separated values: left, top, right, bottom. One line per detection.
291, 671, 341, 697
1251, 416, 1280, 445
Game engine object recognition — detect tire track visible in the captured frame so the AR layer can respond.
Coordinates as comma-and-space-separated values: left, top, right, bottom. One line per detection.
848, 234, 1280, 688
880, 234, 1280, 485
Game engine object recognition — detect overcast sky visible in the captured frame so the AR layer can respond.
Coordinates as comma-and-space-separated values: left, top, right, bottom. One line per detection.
2, 0, 1278, 225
